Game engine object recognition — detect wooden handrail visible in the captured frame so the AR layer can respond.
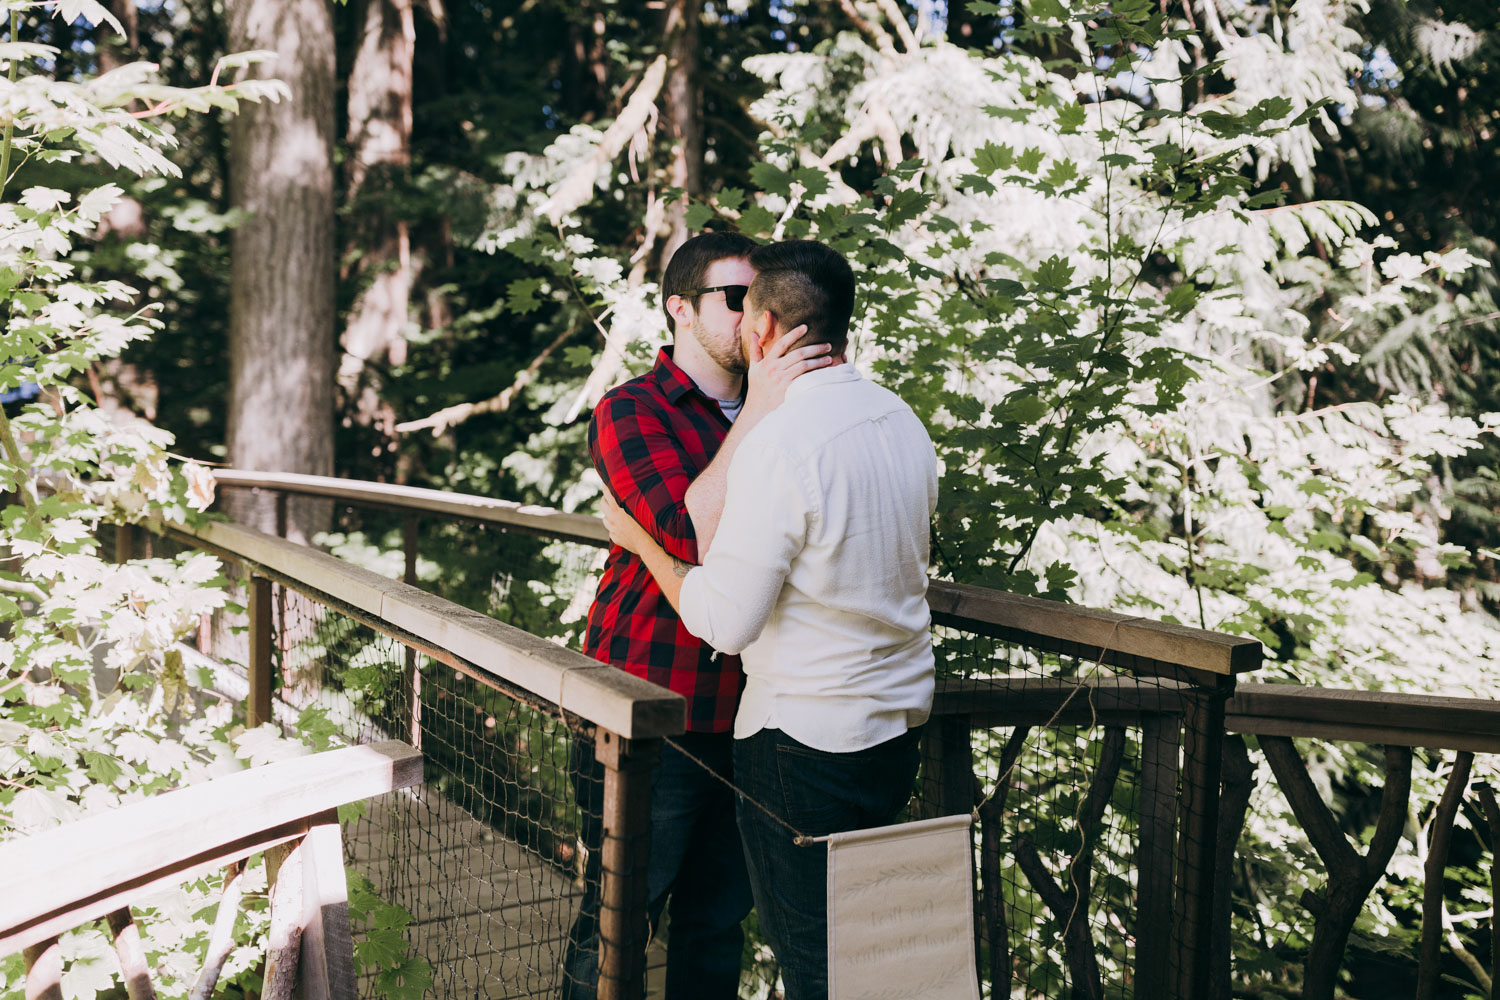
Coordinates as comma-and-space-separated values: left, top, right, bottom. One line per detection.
1226, 682, 1500, 753
211, 470, 1262, 677
212, 469, 608, 545
927, 581, 1260, 677
0, 740, 422, 957
931, 675, 1500, 753
165, 517, 686, 740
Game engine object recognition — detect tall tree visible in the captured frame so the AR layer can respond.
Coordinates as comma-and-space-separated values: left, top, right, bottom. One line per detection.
224, 0, 337, 541
658, 0, 702, 266
339, 0, 418, 445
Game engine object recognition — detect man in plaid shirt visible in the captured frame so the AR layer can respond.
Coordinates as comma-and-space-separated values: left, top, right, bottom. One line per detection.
560, 232, 763, 1000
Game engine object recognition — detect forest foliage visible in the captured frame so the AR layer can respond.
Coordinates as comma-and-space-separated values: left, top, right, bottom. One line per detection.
2, 0, 1500, 997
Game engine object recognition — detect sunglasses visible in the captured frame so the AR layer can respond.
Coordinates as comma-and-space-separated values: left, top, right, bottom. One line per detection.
678, 284, 749, 312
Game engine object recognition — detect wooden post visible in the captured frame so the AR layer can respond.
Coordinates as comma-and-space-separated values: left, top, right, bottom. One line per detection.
294, 810, 358, 1000
1174, 677, 1233, 1000
114, 523, 137, 564
595, 730, 659, 1000
248, 574, 274, 728
1210, 735, 1256, 1000
1134, 712, 1180, 999
263, 841, 304, 1000
22, 938, 62, 1000
106, 909, 157, 1000
274, 491, 288, 539
114, 524, 137, 563
403, 513, 420, 749
920, 716, 974, 817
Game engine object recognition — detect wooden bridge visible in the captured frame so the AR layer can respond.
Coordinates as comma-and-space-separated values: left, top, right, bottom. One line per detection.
5, 470, 1499, 1000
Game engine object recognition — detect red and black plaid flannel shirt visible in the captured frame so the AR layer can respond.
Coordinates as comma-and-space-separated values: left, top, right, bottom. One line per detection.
583, 347, 743, 733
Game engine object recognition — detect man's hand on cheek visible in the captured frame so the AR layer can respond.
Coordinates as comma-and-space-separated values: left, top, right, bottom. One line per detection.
745, 325, 833, 419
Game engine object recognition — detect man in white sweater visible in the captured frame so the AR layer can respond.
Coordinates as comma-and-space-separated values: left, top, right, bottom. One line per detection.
601, 239, 938, 1000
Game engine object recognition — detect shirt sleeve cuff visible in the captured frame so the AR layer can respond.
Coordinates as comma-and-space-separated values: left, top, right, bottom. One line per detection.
676, 567, 711, 644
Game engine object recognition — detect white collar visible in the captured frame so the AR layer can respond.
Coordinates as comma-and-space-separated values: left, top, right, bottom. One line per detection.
784, 362, 859, 399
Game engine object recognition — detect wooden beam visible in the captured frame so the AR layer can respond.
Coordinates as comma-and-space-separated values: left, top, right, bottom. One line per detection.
207, 470, 1264, 678
0, 741, 422, 956
105, 909, 157, 1000
1227, 683, 1500, 752
262, 841, 303, 1000
1134, 713, 1179, 1000
212, 469, 609, 545
931, 675, 1192, 725
595, 732, 658, 1000
114, 523, 137, 564
189, 862, 245, 1000
928, 581, 1262, 676
294, 812, 357, 1000
163, 518, 684, 740
247, 574, 274, 728
23, 939, 62, 1000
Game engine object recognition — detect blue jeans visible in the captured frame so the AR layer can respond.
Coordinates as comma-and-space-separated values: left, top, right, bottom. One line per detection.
734, 727, 923, 1000
561, 731, 752, 1000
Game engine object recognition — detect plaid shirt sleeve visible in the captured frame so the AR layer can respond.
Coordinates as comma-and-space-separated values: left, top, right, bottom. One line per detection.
589, 390, 701, 564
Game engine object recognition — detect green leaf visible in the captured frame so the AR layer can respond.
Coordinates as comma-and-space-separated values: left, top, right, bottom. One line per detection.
792, 166, 831, 198
1016, 147, 1044, 174
738, 205, 776, 236
1163, 284, 1197, 318
375, 956, 433, 1000
1043, 158, 1079, 189
748, 162, 793, 197
884, 190, 931, 231
973, 141, 1015, 175
1056, 103, 1086, 133
683, 202, 716, 229
504, 277, 544, 316
983, 105, 1031, 122
82, 750, 125, 785
715, 187, 746, 212
1032, 255, 1075, 291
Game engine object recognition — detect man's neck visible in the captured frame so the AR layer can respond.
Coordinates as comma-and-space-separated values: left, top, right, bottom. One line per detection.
671, 342, 743, 402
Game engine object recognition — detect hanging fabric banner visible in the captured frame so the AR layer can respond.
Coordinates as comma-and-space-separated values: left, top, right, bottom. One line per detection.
824, 813, 982, 1000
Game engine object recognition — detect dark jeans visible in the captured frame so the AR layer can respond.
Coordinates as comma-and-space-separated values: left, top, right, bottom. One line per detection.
734, 726, 923, 1000
560, 730, 752, 1000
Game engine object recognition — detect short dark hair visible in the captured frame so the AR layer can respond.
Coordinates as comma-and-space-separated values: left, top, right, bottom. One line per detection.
745, 240, 856, 354
660, 231, 759, 332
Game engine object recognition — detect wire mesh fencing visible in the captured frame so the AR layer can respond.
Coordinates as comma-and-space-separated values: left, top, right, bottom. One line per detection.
909, 622, 1224, 1000
152, 493, 1241, 1000
135, 512, 615, 1000
272, 590, 589, 998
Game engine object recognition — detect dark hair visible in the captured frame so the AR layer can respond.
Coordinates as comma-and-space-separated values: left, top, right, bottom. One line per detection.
745, 240, 856, 354
660, 231, 759, 332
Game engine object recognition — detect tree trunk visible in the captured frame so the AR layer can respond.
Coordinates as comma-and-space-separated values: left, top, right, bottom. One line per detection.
339, 0, 416, 444
658, 0, 702, 268
225, 0, 336, 543
97, 0, 139, 73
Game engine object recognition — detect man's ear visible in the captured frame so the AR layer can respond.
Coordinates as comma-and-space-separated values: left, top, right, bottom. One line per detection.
666, 294, 694, 330
754, 309, 778, 348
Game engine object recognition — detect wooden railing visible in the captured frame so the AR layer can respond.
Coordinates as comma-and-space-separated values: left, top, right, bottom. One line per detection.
127, 510, 684, 1000
0, 740, 422, 1000
203, 470, 1500, 1000
206, 470, 1268, 1000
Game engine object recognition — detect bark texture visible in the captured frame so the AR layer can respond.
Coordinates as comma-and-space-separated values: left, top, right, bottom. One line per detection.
339, 0, 417, 440
225, 0, 337, 542
658, 0, 702, 266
